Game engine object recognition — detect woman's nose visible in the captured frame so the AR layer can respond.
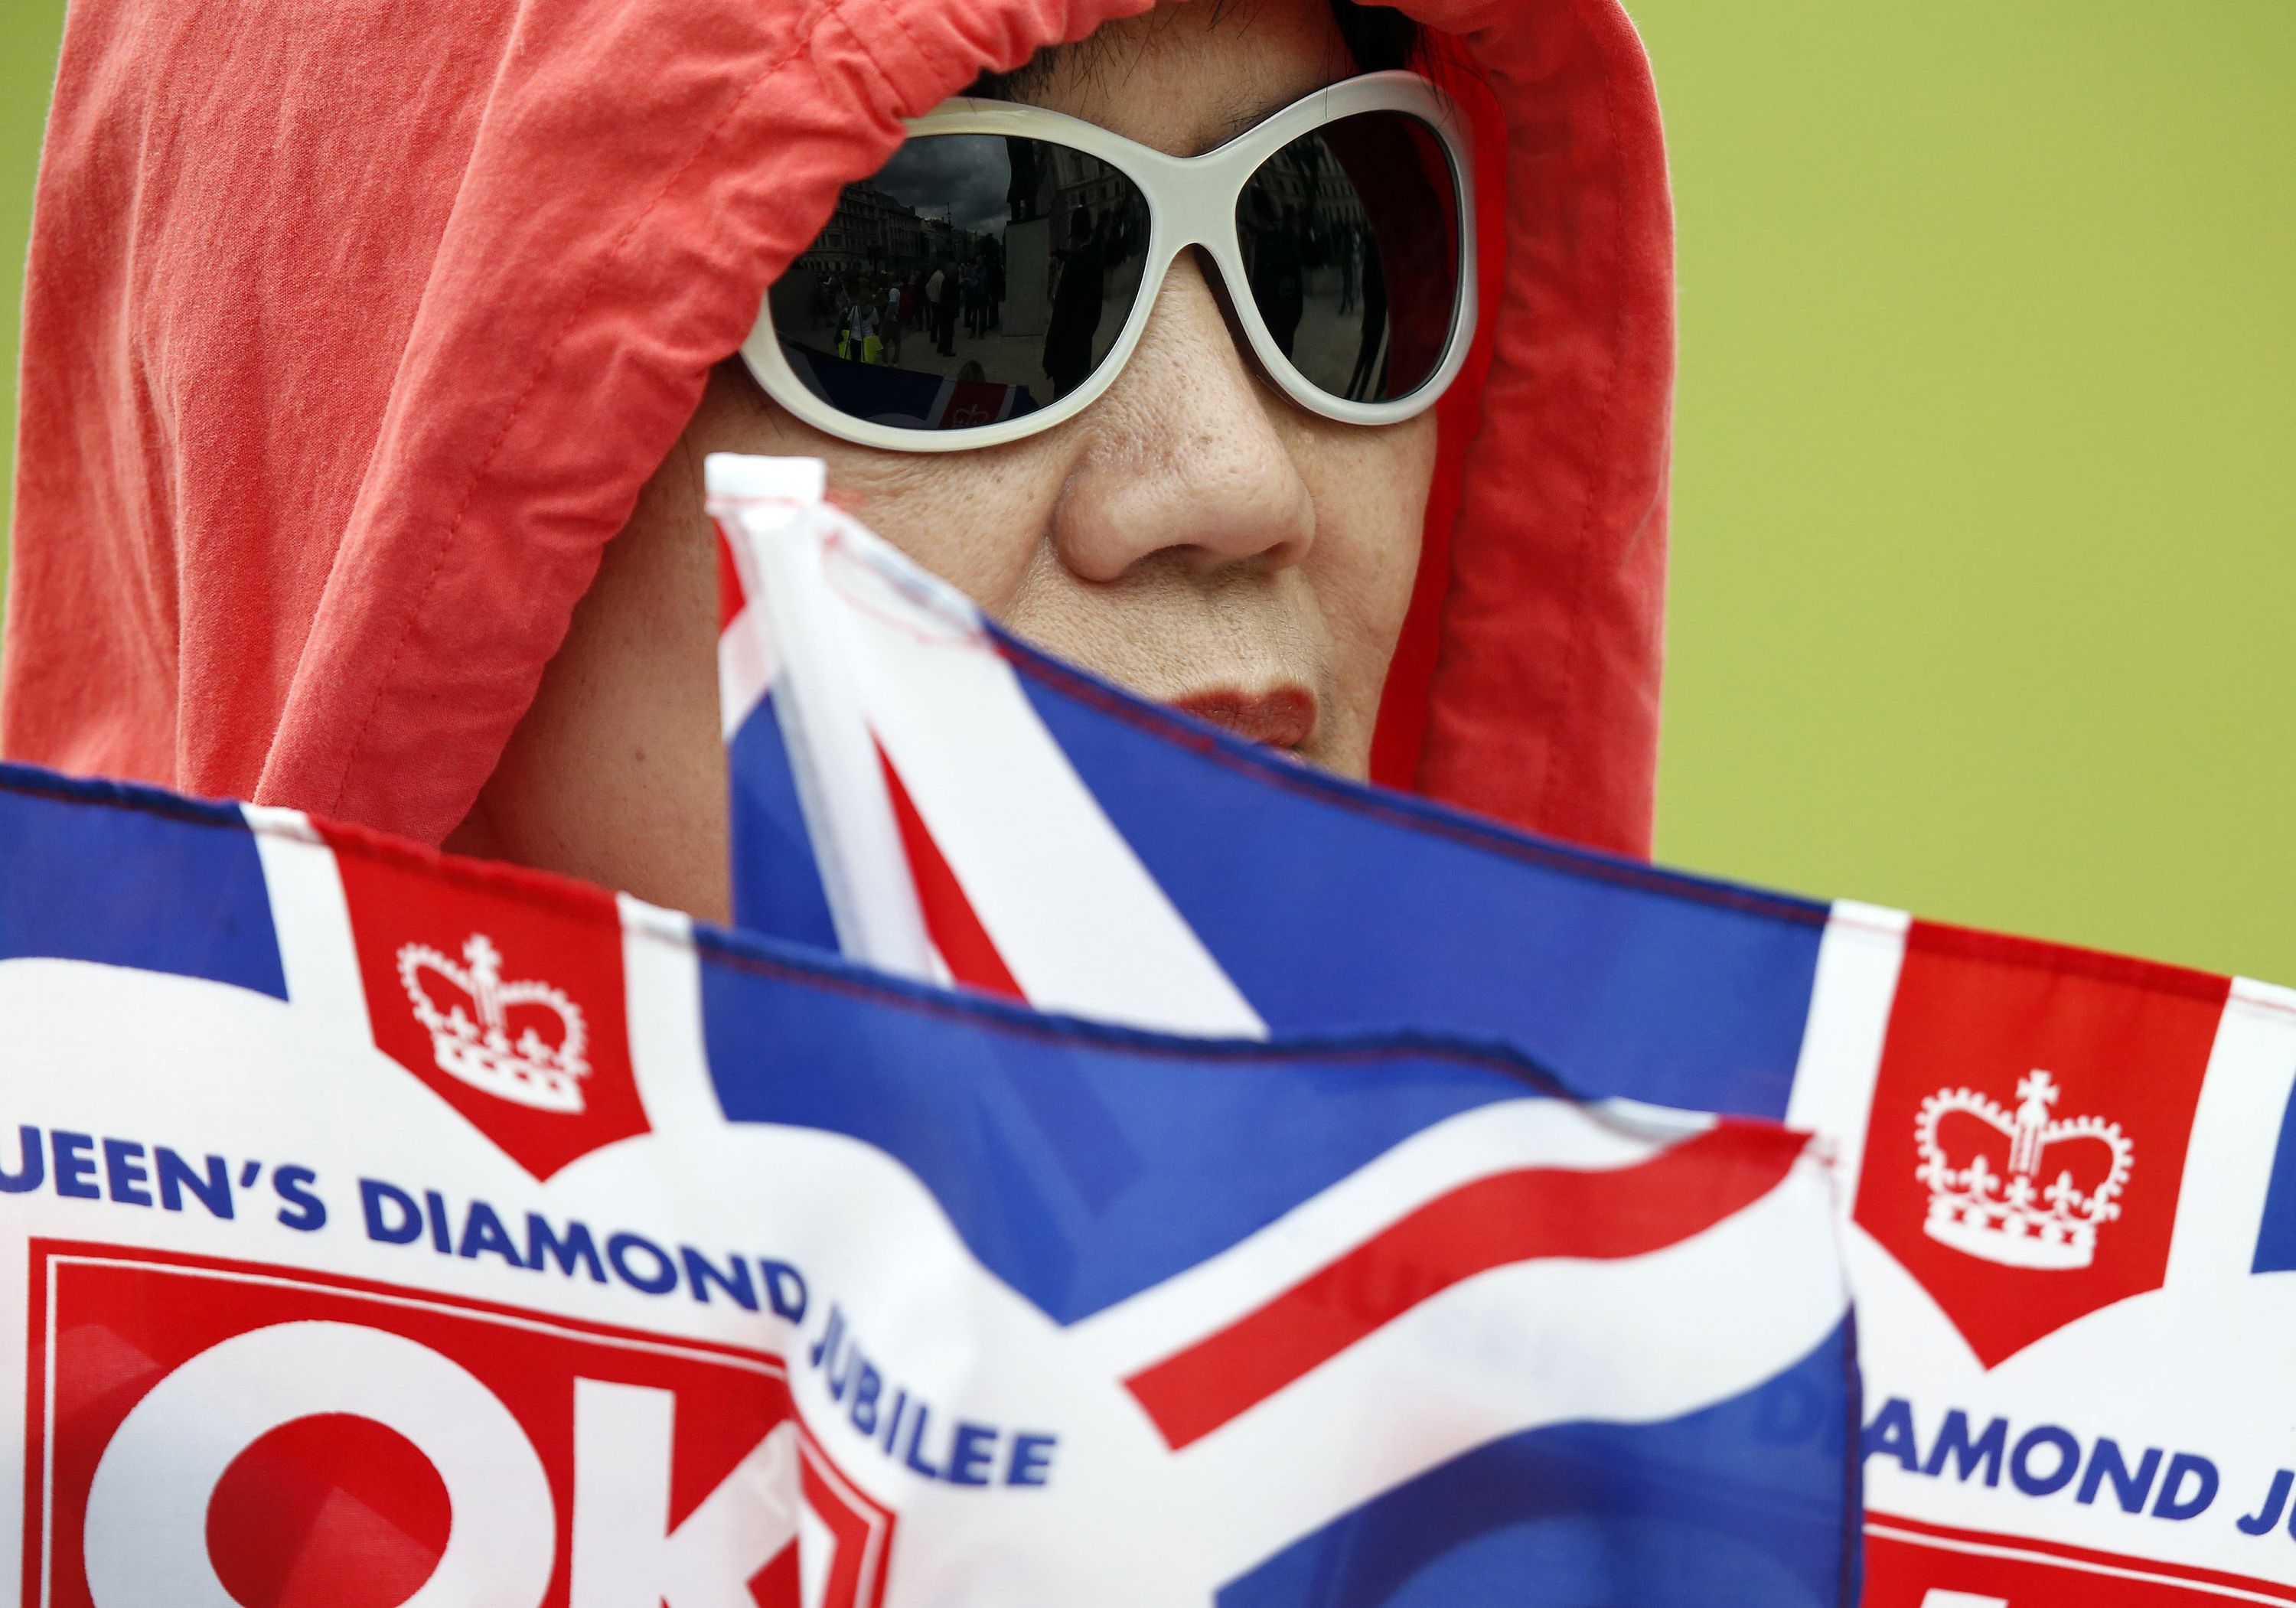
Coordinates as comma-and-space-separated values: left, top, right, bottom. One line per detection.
1049, 255, 1316, 585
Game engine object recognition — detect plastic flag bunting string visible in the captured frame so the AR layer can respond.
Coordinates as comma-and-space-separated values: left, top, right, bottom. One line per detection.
713, 453, 2296, 1606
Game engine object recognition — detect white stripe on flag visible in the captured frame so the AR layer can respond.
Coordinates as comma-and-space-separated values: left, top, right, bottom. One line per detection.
827, 533, 1265, 1038
1068, 1098, 1706, 1378
616, 894, 730, 1141
718, 592, 778, 742
1786, 899, 1910, 1215
1171, 1160, 1848, 1580
2165, 976, 2296, 1289
241, 804, 373, 1048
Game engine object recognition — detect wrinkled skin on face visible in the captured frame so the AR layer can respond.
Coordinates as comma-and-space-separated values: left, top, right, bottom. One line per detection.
448, 0, 1439, 920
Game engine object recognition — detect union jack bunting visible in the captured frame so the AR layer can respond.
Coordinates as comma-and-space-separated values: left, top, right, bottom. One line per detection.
716, 455, 2296, 1606
0, 764, 1856, 1605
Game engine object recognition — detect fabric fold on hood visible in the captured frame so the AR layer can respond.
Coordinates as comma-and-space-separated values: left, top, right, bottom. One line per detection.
3, 0, 1675, 859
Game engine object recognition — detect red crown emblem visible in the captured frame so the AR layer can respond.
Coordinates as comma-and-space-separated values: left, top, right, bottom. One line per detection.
1914, 1070, 2134, 1270
1851, 923, 2223, 1368
397, 933, 589, 1114
321, 821, 651, 1182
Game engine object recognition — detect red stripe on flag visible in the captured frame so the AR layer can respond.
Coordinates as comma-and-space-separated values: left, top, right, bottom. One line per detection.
1124, 1120, 1808, 1450
714, 526, 746, 633
877, 746, 1025, 1001
1865, 1510, 2296, 1605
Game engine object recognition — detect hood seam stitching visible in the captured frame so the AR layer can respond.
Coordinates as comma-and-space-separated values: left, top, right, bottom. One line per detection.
1537, 8, 1636, 840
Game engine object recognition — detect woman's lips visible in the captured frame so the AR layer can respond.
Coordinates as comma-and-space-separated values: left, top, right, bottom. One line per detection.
1170, 686, 1318, 752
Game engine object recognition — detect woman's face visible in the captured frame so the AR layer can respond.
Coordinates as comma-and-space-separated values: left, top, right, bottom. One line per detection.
452, 0, 1440, 918
713, 0, 1437, 768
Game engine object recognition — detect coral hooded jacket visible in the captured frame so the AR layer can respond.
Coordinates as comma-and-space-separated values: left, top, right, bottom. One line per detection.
2, 0, 1675, 861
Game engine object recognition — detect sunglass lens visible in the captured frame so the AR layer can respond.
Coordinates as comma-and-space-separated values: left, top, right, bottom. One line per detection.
768, 136, 1150, 432
1235, 111, 1463, 405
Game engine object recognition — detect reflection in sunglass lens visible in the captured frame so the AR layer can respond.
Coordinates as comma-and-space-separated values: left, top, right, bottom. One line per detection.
1235, 111, 1461, 405
768, 135, 1151, 433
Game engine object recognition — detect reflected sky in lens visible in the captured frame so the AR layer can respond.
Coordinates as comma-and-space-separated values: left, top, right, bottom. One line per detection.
874, 141, 1012, 238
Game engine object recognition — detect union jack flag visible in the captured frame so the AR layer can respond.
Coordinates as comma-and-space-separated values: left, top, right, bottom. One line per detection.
0, 762, 1857, 1604
713, 453, 2296, 1607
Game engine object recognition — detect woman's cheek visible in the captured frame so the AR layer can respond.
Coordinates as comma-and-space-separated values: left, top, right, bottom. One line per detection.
1306, 416, 1437, 651
812, 439, 1071, 618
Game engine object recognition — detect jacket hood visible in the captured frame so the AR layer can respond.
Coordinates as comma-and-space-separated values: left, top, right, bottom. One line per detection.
3, 0, 1675, 859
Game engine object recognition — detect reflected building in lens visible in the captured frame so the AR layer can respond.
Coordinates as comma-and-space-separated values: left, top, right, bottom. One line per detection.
1008, 148, 1137, 242
1000, 142, 1146, 340
1244, 138, 1371, 253
794, 182, 984, 279
796, 181, 925, 276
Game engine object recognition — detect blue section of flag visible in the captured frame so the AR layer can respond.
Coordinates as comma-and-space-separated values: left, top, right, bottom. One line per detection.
2252, 1081, 2296, 1274
1001, 640, 1826, 1119
0, 765, 285, 1000
699, 926, 1558, 1326
729, 691, 843, 955
1218, 1320, 1861, 1608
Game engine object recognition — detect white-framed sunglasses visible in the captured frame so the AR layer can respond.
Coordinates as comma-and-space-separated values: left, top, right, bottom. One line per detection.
740, 70, 1477, 452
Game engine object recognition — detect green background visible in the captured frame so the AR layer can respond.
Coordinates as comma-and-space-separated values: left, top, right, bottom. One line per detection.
3, 2, 2292, 979
2, 0, 66, 607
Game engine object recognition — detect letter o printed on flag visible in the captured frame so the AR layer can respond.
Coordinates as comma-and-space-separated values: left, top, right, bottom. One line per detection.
81, 1320, 557, 1608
